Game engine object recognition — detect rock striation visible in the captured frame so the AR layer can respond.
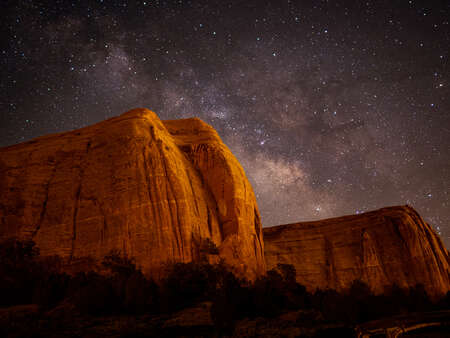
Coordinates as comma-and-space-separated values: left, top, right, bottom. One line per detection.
0, 108, 265, 279
264, 206, 450, 297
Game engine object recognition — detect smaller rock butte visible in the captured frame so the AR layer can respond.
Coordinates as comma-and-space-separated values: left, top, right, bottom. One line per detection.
0, 108, 265, 280
263, 205, 450, 297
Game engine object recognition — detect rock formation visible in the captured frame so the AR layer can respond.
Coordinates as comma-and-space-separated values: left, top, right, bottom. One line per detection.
2, 107, 449, 296
264, 206, 450, 297
0, 108, 265, 279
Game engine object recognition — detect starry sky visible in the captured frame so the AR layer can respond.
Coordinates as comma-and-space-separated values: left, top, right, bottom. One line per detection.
1, 0, 449, 248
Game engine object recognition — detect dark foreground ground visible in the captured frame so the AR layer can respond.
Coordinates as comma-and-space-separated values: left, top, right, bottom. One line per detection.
1, 240, 449, 337
1, 303, 449, 338
0, 302, 348, 337
355, 310, 450, 338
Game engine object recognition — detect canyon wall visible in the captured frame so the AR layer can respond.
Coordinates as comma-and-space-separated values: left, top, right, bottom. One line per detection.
264, 206, 450, 297
1, 107, 448, 296
0, 108, 265, 279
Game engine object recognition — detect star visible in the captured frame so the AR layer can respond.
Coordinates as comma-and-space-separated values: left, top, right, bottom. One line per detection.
1, 0, 449, 249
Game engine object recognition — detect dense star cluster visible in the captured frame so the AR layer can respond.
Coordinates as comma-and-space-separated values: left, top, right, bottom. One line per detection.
1, 1, 449, 247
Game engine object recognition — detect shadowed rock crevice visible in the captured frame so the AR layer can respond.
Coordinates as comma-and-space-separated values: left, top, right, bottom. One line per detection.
31, 157, 59, 240
70, 140, 91, 261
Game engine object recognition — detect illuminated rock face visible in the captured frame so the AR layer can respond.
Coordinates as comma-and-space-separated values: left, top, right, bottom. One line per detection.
264, 206, 450, 297
0, 108, 265, 279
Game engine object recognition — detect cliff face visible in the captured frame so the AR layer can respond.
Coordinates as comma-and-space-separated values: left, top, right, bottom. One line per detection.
264, 206, 450, 297
163, 119, 265, 277
0, 108, 265, 279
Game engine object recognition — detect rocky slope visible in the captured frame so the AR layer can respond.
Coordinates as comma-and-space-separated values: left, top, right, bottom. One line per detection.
264, 206, 450, 297
0, 108, 265, 279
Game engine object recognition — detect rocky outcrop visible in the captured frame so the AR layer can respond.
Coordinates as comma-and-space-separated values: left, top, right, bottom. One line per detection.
163, 118, 265, 279
263, 206, 450, 297
0, 108, 265, 279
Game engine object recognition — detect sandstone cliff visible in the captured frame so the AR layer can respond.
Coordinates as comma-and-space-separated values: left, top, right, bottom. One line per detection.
264, 206, 450, 297
0, 108, 265, 279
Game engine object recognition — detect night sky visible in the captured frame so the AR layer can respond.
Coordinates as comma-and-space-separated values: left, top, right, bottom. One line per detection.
1, 1, 449, 248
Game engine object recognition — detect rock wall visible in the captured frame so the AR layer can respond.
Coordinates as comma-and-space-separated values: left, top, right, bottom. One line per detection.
0, 108, 265, 279
163, 118, 265, 278
263, 206, 450, 297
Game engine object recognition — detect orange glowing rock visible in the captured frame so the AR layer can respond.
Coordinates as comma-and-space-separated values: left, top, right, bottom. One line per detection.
0, 108, 265, 279
264, 206, 450, 297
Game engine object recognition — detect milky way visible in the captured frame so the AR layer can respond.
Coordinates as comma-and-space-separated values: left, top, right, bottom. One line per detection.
1, 1, 449, 247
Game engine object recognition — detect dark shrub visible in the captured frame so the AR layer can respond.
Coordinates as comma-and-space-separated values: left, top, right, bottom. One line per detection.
210, 265, 250, 332
0, 238, 40, 306
312, 289, 347, 322
0, 239, 447, 330
161, 262, 220, 312
383, 283, 410, 316
68, 272, 114, 315
251, 268, 288, 317
102, 249, 137, 277
407, 283, 432, 313
123, 271, 159, 314
33, 272, 70, 309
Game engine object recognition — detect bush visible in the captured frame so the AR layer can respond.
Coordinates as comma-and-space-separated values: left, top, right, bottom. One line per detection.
210, 265, 250, 332
0, 239, 447, 330
69, 272, 115, 315
161, 262, 222, 312
33, 272, 70, 309
0, 238, 41, 306
102, 249, 137, 277
123, 271, 159, 314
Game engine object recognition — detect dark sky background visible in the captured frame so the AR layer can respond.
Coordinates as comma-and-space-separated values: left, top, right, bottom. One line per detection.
1, 0, 449, 248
